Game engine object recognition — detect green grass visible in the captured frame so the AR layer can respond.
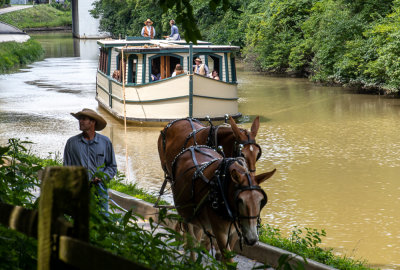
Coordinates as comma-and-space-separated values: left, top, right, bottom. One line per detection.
0, 139, 374, 269
259, 225, 374, 270
110, 177, 374, 270
0, 39, 44, 73
108, 173, 170, 206
0, 5, 71, 29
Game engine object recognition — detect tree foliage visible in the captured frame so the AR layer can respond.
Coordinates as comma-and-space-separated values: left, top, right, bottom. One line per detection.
90, 0, 400, 92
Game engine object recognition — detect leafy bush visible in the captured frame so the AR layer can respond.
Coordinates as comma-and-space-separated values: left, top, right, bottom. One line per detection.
0, 39, 44, 74
243, 0, 315, 73
259, 225, 372, 270
0, 139, 227, 270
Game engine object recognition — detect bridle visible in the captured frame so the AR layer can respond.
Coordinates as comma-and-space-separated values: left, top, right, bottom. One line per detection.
233, 131, 262, 173
172, 147, 268, 249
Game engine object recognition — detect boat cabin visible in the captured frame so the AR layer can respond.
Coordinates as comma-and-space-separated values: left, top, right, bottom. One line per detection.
96, 37, 240, 123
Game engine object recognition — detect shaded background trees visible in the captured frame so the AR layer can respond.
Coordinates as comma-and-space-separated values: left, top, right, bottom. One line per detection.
91, 0, 400, 93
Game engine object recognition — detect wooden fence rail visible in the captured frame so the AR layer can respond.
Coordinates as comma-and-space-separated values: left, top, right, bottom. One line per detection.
0, 166, 149, 270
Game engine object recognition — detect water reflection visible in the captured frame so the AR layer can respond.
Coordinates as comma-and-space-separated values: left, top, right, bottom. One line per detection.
1, 33, 400, 269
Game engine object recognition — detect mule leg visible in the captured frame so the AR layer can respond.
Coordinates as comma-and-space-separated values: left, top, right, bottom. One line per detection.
210, 222, 234, 263
228, 230, 239, 251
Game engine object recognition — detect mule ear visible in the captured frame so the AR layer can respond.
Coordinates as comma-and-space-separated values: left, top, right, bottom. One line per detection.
255, 168, 276, 185
229, 116, 242, 140
250, 116, 260, 138
230, 169, 244, 185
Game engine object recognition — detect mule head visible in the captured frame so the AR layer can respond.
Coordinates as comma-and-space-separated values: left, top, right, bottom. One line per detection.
229, 162, 276, 246
229, 116, 261, 176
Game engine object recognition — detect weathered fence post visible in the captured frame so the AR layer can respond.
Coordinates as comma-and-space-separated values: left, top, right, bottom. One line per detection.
38, 166, 89, 270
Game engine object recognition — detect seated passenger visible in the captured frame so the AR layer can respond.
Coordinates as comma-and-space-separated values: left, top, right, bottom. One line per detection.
112, 70, 121, 81
163, 20, 181, 41
151, 67, 161, 81
172, 64, 184, 77
209, 70, 220, 80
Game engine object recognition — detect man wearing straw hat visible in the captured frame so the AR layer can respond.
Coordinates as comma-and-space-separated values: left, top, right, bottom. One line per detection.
193, 57, 209, 76
63, 108, 117, 212
141, 18, 156, 39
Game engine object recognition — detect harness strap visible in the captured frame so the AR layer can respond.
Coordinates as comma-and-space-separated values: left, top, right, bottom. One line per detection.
153, 172, 170, 207
182, 127, 207, 151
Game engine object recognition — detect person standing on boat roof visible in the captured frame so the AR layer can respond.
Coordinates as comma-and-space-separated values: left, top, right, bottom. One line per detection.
193, 57, 209, 76
63, 108, 117, 213
141, 19, 156, 39
163, 19, 180, 41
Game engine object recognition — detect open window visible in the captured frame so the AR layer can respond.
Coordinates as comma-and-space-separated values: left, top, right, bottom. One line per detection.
150, 55, 182, 81
207, 55, 221, 78
193, 54, 222, 79
113, 53, 127, 83
128, 54, 138, 84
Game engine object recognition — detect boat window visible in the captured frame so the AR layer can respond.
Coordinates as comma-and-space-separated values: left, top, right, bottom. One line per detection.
98, 48, 109, 74
193, 55, 221, 79
113, 53, 126, 83
207, 55, 221, 78
150, 56, 181, 81
128, 55, 138, 84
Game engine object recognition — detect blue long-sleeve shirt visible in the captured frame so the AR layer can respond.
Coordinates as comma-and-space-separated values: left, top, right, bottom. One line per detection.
63, 133, 117, 182
169, 25, 180, 40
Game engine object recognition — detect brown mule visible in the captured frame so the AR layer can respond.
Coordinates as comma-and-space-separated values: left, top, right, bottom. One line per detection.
171, 145, 276, 262
157, 116, 263, 183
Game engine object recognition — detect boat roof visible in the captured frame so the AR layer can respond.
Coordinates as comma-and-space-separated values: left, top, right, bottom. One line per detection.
97, 37, 240, 53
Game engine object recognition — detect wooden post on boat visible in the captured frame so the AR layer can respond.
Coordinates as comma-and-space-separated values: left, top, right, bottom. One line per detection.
38, 166, 89, 270
189, 42, 193, 118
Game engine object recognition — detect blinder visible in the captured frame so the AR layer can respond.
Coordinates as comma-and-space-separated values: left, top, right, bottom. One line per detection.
233, 139, 263, 173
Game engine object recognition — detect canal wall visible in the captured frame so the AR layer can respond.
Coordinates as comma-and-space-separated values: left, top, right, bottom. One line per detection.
108, 189, 337, 270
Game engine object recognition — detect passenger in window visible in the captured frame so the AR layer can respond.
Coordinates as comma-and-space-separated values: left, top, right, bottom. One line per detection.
172, 64, 184, 77
112, 70, 121, 81
209, 70, 220, 80
193, 58, 209, 76
164, 20, 181, 41
151, 67, 161, 81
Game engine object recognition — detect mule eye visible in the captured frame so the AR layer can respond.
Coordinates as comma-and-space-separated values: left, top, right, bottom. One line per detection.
237, 198, 244, 205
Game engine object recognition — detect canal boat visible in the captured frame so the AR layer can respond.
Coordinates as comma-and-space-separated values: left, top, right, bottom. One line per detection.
96, 37, 241, 124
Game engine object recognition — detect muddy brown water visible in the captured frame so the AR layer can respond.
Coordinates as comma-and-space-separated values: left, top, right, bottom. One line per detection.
1, 33, 399, 269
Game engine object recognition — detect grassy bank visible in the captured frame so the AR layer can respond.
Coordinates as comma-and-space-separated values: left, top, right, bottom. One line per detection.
1, 138, 373, 269
110, 178, 374, 270
0, 39, 44, 73
0, 139, 225, 270
0, 5, 71, 29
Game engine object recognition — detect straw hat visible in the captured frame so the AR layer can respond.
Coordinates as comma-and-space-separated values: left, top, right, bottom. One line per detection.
144, 19, 153, 25
71, 108, 107, 131
195, 58, 202, 63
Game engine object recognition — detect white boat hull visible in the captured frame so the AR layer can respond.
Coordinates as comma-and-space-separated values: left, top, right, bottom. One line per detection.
96, 71, 240, 124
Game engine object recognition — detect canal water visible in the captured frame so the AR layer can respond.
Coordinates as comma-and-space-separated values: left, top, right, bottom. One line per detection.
1, 33, 399, 269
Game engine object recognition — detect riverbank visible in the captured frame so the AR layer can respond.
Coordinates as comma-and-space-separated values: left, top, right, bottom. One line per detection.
109, 175, 372, 270
0, 4, 71, 73
0, 138, 373, 270
0, 4, 71, 29
0, 38, 43, 73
